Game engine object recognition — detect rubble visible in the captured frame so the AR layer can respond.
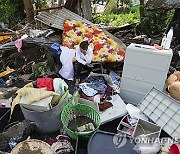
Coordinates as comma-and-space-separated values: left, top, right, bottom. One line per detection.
0, 5, 179, 154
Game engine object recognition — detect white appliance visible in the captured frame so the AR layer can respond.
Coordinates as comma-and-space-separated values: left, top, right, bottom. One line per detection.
120, 43, 173, 105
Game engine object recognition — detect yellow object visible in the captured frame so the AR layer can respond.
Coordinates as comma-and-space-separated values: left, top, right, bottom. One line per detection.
0, 35, 10, 42
0, 69, 15, 77
11, 82, 60, 114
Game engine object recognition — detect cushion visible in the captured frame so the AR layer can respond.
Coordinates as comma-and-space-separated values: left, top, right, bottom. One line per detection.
62, 19, 125, 62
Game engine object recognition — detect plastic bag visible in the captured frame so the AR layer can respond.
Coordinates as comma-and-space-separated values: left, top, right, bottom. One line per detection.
133, 143, 160, 154
126, 104, 141, 119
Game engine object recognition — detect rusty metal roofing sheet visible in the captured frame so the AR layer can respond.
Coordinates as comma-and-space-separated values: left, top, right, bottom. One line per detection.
148, 0, 180, 8
35, 7, 92, 30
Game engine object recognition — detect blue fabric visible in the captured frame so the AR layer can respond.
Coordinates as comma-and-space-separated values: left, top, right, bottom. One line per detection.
51, 43, 62, 55
109, 71, 121, 87
85, 76, 107, 94
79, 83, 98, 97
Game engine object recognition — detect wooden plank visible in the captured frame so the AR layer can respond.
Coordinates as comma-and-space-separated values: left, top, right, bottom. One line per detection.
35, 6, 63, 13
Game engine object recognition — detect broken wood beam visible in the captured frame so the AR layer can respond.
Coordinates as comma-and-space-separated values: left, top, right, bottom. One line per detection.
35, 6, 63, 13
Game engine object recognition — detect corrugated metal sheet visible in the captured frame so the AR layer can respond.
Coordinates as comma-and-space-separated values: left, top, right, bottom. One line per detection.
148, 0, 180, 8
35, 7, 92, 30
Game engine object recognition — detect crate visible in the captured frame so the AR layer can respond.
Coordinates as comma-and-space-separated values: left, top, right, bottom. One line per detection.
0, 72, 19, 88
117, 114, 136, 136
117, 114, 161, 141
133, 119, 161, 140
118, 88, 179, 139
138, 87, 180, 139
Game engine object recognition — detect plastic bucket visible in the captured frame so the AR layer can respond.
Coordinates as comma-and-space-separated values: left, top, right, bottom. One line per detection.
170, 144, 180, 154
61, 102, 101, 139
11, 139, 54, 154
20, 91, 68, 133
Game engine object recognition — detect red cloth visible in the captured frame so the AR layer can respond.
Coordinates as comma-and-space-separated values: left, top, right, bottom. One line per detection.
36, 78, 54, 91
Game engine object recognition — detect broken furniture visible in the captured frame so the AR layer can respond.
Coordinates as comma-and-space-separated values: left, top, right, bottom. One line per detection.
81, 62, 104, 74
120, 43, 173, 105
133, 119, 161, 140
117, 114, 161, 140
118, 87, 180, 140
117, 114, 136, 136
138, 87, 180, 139
80, 94, 127, 125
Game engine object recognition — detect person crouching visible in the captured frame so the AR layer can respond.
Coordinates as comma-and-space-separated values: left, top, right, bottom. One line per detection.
75, 41, 93, 84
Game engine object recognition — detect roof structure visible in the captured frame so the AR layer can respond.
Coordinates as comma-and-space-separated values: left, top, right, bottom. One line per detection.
148, 0, 180, 9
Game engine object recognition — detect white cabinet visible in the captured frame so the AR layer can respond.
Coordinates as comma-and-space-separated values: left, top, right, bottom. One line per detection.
120, 43, 173, 105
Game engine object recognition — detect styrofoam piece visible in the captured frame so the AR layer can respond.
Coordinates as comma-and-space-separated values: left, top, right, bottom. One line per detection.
138, 87, 180, 138
79, 94, 127, 124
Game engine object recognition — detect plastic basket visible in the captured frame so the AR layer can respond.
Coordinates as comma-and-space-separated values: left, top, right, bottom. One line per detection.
61, 102, 101, 139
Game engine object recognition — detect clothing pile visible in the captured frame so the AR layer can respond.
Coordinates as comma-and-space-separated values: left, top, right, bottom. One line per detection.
11, 77, 69, 113
79, 76, 114, 111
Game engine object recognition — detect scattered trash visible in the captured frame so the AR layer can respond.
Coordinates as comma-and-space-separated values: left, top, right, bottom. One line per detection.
29, 29, 54, 38
14, 39, 22, 53
0, 4, 179, 154
0, 120, 36, 151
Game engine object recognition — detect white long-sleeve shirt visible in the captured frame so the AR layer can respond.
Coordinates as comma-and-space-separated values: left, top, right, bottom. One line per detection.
59, 46, 75, 80
76, 47, 93, 65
